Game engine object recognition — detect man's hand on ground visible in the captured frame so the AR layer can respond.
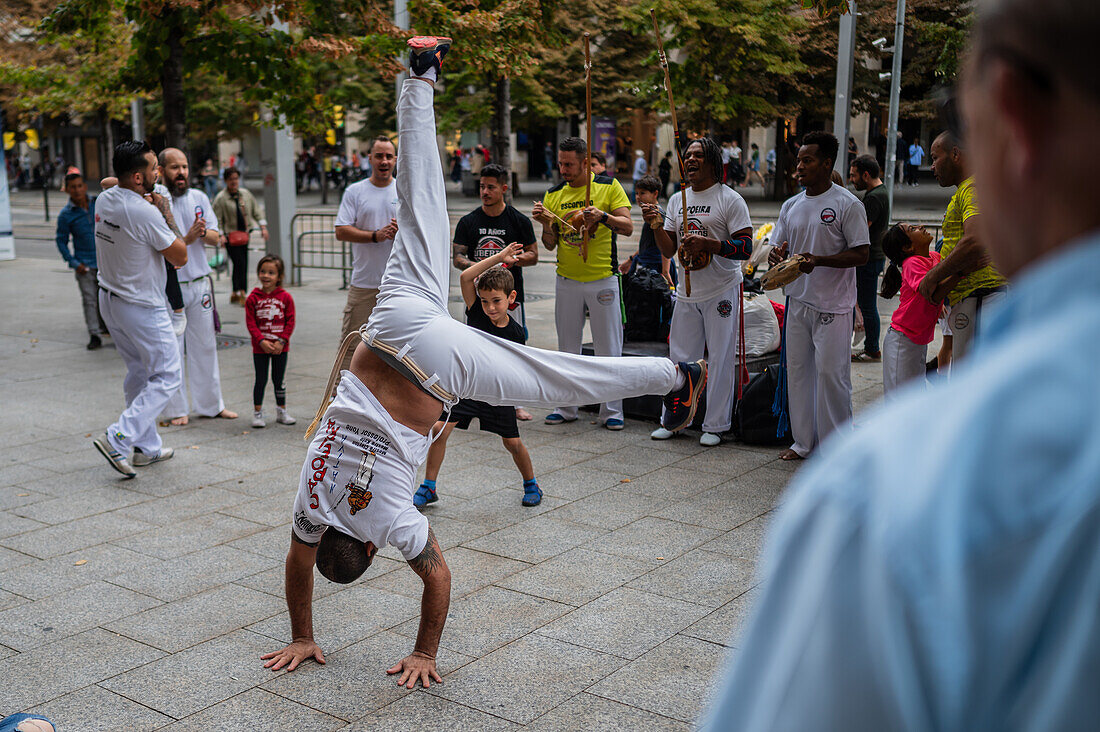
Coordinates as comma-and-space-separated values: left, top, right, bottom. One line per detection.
387, 651, 443, 688
261, 639, 325, 672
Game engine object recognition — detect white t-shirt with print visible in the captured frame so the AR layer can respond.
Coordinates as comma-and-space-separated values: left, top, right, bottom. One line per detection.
291, 372, 429, 561
771, 183, 871, 313
171, 188, 220, 282
94, 186, 177, 308
664, 183, 753, 303
335, 178, 398, 289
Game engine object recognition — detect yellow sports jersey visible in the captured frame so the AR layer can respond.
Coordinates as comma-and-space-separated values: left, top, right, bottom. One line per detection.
940, 178, 1007, 305
542, 173, 631, 282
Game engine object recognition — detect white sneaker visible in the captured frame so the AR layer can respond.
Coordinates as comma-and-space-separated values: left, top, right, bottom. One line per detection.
699, 432, 722, 447
252, 410, 266, 428
650, 427, 675, 440
132, 446, 174, 466
276, 407, 296, 425
171, 309, 187, 337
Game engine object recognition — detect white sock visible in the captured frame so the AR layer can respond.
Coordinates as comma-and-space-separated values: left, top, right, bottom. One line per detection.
412, 67, 437, 83
672, 369, 686, 391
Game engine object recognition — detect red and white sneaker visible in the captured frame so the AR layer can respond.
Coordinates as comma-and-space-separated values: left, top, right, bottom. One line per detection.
407, 36, 451, 77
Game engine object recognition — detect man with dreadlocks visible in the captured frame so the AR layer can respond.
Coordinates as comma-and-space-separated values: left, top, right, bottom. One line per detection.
260, 37, 708, 689
644, 137, 753, 445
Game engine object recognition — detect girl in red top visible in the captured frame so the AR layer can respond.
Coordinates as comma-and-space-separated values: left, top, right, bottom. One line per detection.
879, 224, 959, 396
245, 255, 296, 427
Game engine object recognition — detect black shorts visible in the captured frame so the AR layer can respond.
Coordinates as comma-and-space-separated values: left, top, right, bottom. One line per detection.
448, 398, 519, 439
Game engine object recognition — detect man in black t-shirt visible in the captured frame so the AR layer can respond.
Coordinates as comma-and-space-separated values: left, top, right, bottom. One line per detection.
417, 243, 542, 509
849, 154, 890, 361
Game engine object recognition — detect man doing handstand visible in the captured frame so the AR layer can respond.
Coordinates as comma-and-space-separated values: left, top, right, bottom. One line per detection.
261, 37, 708, 689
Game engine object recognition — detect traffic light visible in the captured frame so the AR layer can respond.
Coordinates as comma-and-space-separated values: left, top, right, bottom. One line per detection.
24, 129, 39, 149
325, 129, 336, 146
334, 105, 345, 129
3, 132, 13, 150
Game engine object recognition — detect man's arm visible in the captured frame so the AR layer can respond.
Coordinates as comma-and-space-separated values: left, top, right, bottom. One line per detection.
261, 533, 326, 672
148, 192, 188, 267
452, 242, 476, 270
583, 205, 633, 237
55, 213, 79, 269
515, 241, 538, 267
799, 244, 870, 272
918, 216, 989, 300
681, 226, 754, 262
387, 527, 451, 689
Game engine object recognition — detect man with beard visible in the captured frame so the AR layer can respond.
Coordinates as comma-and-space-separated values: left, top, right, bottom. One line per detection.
334, 135, 399, 372
158, 148, 238, 426
91, 141, 188, 477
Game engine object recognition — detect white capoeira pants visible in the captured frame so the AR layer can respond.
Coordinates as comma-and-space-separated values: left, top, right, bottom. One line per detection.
362, 78, 677, 414
553, 274, 624, 422
881, 327, 927, 397
785, 299, 852, 457
99, 291, 182, 456
663, 283, 740, 434
948, 289, 1007, 361
163, 276, 226, 418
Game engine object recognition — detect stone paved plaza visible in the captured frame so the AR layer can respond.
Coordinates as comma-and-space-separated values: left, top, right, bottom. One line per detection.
0, 186, 944, 730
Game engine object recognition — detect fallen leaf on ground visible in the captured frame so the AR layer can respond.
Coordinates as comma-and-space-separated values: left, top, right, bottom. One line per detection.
74, 559, 87, 566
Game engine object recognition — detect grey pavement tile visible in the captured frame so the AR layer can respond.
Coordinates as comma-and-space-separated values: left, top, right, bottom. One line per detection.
0, 485, 52, 511
681, 587, 762, 648
109, 544, 279, 602
234, 557, 404, 601
263, 630, 474, 722
537, 465, 631, 501
100, 629, 285, 720
537, 587, 710, 660
432, 464, 529, 500
547, 487, 672, 530
523, 444, 600, 471
0, 588, 28, 612
208, 465, 303, 499
228, 525, 294, 560
0, 544, 163, 600
699, 514, 773, 560
0, 627, 166, 711
393, 585, 572, 658
0, 510, 47, 539
0, 545, 34, 573
642, 432, 713, 456
28, 447, 127, 474
119, 485, 251, 526
628, 551, 756, 610
341, 692, 518, 731
163, 688, 344, 732
12, 485, 150, 525
248, 585, 421, 653
495, 548, 658, 607
368, 547, 528, 600
0, 511, 157, 559
464, 516, 603, 564
0, 465, 62, 493
204, 438, 306, 473
432, 488, 567, 530
654, 478, 782, 531
106, 584, 284, 653
113, 513, 268, 560
572, 444, 688, 477
0, 441, 56, 466
0, 642, 16, 660
30, 684, 174, 731
421, 514, 496, 550
546, 428, 649, 455
0, 579, 162, 651
613, 466, 725, 500
524, 692, 690, 732
217, 495, 297, 528
586, 516, 721, 563
588, 634, 728, 723
429, 634, 625, 725
122, 461, 243, 498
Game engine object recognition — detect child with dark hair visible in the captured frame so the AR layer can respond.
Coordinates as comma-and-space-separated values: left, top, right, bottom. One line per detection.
416, 242, 541, 508
621, 174, 676, 287
879, 224, 958, 395
246, 254, 296, 426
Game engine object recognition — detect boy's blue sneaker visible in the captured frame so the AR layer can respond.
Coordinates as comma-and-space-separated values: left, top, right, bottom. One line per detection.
662, 359, 708, 433
604, 418, 625, 431
544, 412, 577, 425
522, 482, 542, 507
413, 483, 438, 509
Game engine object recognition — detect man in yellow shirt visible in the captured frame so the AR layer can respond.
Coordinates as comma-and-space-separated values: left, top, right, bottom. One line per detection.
919, 131, 1008, 360
532, 136, 633, 429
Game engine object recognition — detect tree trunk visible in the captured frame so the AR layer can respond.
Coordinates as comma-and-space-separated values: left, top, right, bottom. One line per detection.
768, 117, 788, 202
98, 106, 115, 181
491, 76, 515, 200
159, 10, 188, 156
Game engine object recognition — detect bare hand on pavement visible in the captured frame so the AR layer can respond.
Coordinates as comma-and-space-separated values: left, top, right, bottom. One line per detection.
387, 652, 442, 689
261, 639, 325, 672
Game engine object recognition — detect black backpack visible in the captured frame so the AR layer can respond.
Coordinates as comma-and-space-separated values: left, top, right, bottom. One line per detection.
623, 267, 673, 342
733, 365, 793, 446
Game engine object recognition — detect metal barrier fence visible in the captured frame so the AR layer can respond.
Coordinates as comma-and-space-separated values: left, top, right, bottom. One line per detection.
289, 211, 350, 287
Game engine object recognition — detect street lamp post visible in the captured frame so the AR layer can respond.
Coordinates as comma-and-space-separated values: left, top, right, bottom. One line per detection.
832, 2, 857, 176
884, 0, 906, 218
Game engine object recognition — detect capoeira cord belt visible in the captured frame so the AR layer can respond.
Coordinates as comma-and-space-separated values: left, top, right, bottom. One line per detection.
305, 326, 458, 440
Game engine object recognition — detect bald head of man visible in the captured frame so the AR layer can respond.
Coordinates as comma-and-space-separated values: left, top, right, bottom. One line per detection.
158, 147, 190, 197
962, 0, 1100, 277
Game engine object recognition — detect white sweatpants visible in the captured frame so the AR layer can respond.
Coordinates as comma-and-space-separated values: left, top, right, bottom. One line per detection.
881, 327, 927, 398
163, 277, 226, 418
364, 79, 677, 412
664, 284, 740, 433
99, 291, 182, 455
948, 289, 1007, 361
785, 299, 852, 457
553, 274, 624, 422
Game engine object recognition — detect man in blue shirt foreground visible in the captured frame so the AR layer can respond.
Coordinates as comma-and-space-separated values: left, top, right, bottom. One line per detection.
55, 173, 106, 350
704, 0, 1100, 729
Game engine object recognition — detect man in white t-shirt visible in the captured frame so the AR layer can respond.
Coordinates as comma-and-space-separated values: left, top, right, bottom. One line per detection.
768, 131, 870, 460
647, 137, 753, 446
91, 141, 188, 477
334, 135, 399, 371
157, 148, 238, 426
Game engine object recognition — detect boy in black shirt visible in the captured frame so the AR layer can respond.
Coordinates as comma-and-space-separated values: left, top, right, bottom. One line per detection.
416, 242, 541, 508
